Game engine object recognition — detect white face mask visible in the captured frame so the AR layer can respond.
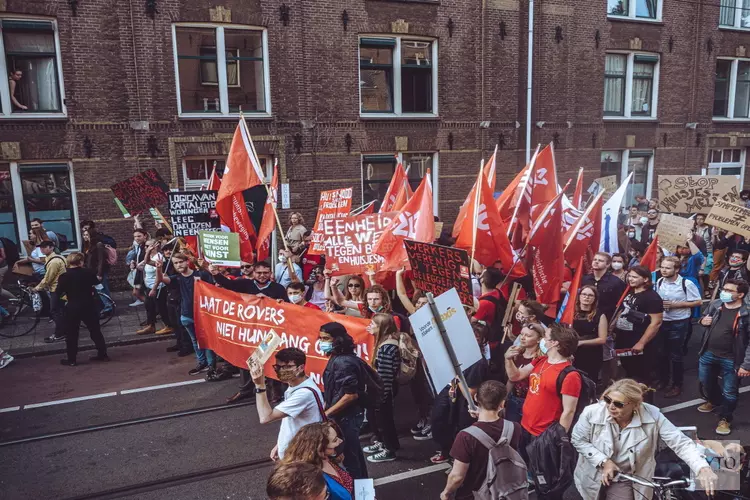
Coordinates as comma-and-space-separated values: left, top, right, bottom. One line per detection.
289, 294, 303, 304
278, 255, 287, 263
611, 262, 624, 271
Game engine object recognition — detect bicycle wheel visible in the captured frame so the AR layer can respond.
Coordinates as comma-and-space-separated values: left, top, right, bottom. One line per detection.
98, 292, 116, 327
0, 300, 41, 338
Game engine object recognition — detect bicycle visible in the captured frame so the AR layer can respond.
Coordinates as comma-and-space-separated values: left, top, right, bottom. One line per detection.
617, 472, 692, 500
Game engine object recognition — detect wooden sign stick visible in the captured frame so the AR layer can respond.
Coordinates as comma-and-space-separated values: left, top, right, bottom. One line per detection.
500, 282, 522, 344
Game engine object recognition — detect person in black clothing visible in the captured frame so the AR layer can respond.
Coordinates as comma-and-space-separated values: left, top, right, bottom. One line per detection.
58, 252, 108, 366
613, 265, 664, 385
640, 209, 659, 244
214, 260, 290, 404
572, 285, 608, 384
161, 244, 192, 356
319, 322, 369, 479
581, 252, 627, 321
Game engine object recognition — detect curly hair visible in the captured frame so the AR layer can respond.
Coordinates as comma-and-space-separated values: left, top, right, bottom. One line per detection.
281, 422, 338, 468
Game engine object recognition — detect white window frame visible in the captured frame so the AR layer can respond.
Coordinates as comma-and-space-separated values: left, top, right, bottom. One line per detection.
6, 161, 80, 252
603, 51, 660, 120
607, 0, 663, 22
358, 36, 439, 118
182, 155, 272, 190
0, 17, 68, 119
719, 0, 750, 30
359, 152, 439, 215
713, 57, 750, 121
706, 148, 746, 186
171, 23, 271, 119
601, 149, 654, 203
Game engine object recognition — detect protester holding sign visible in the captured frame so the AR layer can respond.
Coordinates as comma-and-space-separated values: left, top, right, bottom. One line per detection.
394, 267, 428, 315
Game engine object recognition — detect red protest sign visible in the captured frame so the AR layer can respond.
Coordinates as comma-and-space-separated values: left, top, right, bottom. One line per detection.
110, 169, 170, 215
404, 240, 474, 307
193, 281, 373, 386
322, 212, 396, 276
309, 188, 353, 255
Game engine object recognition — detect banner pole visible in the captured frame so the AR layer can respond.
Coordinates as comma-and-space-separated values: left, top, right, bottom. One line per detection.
154, 207, 173, 234
470, 162, 483, 267
426, 292, 477, 413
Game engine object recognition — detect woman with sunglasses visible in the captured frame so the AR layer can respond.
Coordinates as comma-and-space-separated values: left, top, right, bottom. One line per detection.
324, 270, 366, 316
282, 422, 353, 500
572, 378, 717, 500
572, 285, 608, 384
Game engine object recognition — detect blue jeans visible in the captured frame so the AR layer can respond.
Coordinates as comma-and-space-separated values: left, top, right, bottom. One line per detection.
505, 393, 525, 423
658, 319, 690, 387
180, 315, 215, 367
698, 351, 739, 421
334, 410, 368, 479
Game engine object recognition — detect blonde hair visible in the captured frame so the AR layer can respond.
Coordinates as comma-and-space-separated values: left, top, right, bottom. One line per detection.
602, 378, 650, 406
66, 252, 85, 267
289, 212, 305, 227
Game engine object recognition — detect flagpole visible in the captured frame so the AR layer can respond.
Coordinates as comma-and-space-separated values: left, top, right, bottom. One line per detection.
507, 144, 540, 237
470, 161, 483, 267
563, 190, 604, 251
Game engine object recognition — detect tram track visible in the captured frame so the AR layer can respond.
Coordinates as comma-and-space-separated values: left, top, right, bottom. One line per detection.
0, 400, 256, 447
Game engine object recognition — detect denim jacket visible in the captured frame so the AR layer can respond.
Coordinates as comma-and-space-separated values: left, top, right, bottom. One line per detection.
699, 299, 750, 371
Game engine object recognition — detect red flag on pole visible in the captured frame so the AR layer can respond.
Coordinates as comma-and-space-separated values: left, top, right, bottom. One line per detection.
528, 143, 559, 208
527, 192, 566, 306
256, 163, 279, 262
217, 119, 265, 203
452, 149, 498, 238
208, 164, 222, 192
563, 191, 604, 265
495, 163, 531, 222
380, 161, 411, 213
572, 167, 584, 210
558, 257, 585, 326
640, 236, 660, 272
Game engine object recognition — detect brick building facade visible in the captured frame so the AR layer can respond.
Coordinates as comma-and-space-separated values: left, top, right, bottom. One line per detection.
0, 0, 749, 266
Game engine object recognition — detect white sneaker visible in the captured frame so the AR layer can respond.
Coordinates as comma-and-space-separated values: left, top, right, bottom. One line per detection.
129, 300, 144, 307
0, 354, 14, 369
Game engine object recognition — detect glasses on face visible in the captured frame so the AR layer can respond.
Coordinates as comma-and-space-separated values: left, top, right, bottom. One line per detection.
602, 395, 627, 409
580, 293, 596, 298
348, 283, 361, 288
272, 364, 297, 371
241, 265, 253, 269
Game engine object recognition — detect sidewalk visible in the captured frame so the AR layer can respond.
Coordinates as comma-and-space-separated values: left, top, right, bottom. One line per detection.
0, 291, 172, 357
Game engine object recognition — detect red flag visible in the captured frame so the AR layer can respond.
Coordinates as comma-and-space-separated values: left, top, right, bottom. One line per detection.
495, 163, 531, 222
528, 192, 566, 306
256, 164, 279, 262
563, 191, 604, 265
359, 202, 375, 215
452, 149, 498, 238
380, 161, 411, 213
217, 119, 265, 204
528, 143, 559, 208
454, 168, 525, 277
390, 179, 410, 212
558, 257, 585, 326
640, 236, 660, 272
374, 172, 434, 272
207, 164, 222, 192
572, 167, 584, 210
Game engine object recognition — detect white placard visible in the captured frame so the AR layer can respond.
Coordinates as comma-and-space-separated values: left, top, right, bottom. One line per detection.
409, 288, 483, 392
354, 479, 376, 500
281, 183, 290, 209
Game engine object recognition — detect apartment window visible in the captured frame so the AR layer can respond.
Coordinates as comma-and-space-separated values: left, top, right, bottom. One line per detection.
714, 58, 750, 119
604, 53, 659, 118
183, 158, 226, 190
720, 0, 750, 29
708, 148, 746, 184
607, 0, 660, 20
0, 19, 66, 118
359, 37, 437, 116
601, 150, 653, 206
362, 153, 438, 214
173, 24, 270, 117
0, 162, 78, 248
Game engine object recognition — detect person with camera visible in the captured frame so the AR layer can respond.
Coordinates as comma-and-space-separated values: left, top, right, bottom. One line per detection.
613, 266, 664, 386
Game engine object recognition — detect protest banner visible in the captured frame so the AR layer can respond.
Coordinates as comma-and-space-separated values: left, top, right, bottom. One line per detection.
410, 288, 482, 394
706, 200, 750, 239
110, 169, 170, 214
658, 175, 740, 214
193, 280, 373, 386
168, 190, 221, 237
322, 211, 395, 276
656, 214, 694, 252
114, 197, 131, 218
309, 188, 353, 255
587, 175, 618, 201
199, 230, 241, 267
404, 240, 473, 307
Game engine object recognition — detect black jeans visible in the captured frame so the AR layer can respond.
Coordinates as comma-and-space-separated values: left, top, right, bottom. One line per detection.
658, 319, 690, 388
410, 362, 434, 421
145, 291, 168, 327
64, 304, 106, 363
155, 290, 171, 328
373, 392, 399, 452
334, 410, 368, 479
167, 302, 190, 352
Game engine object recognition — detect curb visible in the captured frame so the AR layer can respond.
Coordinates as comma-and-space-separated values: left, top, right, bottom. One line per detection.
10, 335, 173, 359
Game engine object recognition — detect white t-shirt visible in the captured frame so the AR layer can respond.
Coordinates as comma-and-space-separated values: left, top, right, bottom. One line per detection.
143, 253, 164, 290
31, 247, 46, 274
275, 377, 324, 459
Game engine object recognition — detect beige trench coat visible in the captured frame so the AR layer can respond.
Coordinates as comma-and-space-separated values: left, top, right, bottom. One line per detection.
571, 402, 707, 500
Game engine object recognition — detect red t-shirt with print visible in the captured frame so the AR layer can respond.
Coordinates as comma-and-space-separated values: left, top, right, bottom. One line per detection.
520, 356, 581, 436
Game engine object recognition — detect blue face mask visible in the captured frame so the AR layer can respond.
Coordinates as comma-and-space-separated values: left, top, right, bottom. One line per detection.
319, 340, 334, 354
720, 291, 735, 304
539, 339, 549, 355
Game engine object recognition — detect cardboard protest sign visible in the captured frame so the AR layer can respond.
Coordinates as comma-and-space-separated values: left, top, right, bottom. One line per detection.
110, 169, 170, 215
433, 221, 444, 241
199, 230, 241, 267
587, 175, 618, 201
194, 280, 373, 387
658, 175, 740, 214
706, 200, 750, 239
309, 188, 353, 255
322, 212, 395, 276
404, 240, 473, 307
168, 190, 220, 237
409, 288, 482, 392
656, 214, 694, 252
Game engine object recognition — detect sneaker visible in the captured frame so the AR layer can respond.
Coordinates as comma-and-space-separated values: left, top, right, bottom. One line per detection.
716, 419, 732, 435
155, 327, 174, 335
698, 402, 716, 413
129, 300, 144, 307
414, 429, 433, 441
44, 334, 66, 343
136, 325, 156, 335
205, 369, 220, 382
363, 442, 384, 454
410, 419, 426, 436
89, 354, 110, 362
367, 449, 396, 463
0, 354, 13, 369
139, 320, 150, 327
189, 363, 208, 376
430, 451, 450, 464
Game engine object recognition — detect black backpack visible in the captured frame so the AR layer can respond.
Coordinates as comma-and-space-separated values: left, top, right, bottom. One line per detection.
99, 234, 117, 249
0, 237, 19, 267
555, 365, 598, 427
54, 232, 69, 252
483, 294, 508, 343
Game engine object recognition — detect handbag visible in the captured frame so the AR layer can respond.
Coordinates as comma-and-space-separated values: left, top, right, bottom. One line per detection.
624, 308, 650, 326
126, 269, 136, 288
